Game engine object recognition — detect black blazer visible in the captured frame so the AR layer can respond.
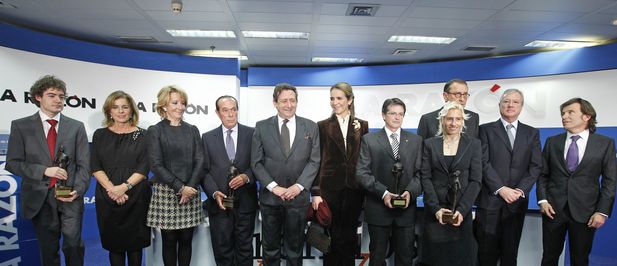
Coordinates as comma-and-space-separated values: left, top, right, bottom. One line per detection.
311, 115, 369, 199
417, 108, 479, 140
201, 124, 257, 214
147, 119, 204, 192
356, 128, 423, 227
421, 135, 482, 218
476, 120, 542, 212
537, 132, 617, 223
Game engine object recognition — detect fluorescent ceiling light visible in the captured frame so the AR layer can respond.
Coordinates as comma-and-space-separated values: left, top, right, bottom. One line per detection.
188, 50, 247, 60
242, 31, 309, 39
388, 35, 456, 44
524, 40, 599, 49
312, 57, 364, 63
166, 30, 236, 38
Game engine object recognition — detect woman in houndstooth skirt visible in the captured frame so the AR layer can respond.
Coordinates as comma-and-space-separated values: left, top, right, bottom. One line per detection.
147, 85, 205, 266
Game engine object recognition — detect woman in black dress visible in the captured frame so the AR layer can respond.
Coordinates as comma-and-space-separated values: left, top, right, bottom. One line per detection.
311, 82, 368, 265
146, 85, 204, 266
91, 90, 151, 266
420, 101, 482, 266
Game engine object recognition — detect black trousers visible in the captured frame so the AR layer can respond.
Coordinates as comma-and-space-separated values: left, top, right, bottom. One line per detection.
322, 189, 363, 266
260, 203, 307, 266
541, 206, 596, 266
31, 189, 85, 266
209, 209, 256, 266
367, 224, 415, 266
474, 206, 526, 266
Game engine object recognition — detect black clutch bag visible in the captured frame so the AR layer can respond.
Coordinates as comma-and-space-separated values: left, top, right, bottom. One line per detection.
306, 221, 331, 254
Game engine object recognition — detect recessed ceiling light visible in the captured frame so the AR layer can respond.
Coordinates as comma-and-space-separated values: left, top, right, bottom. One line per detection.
242, 31, 309, 39
312, 57, 364, 63
188, 50, 247, 60
392, 49, 418, 55
166, 30, 236, 38
388, 35, 456, 44
524, 40, 600, 49
612, 19, 617, 26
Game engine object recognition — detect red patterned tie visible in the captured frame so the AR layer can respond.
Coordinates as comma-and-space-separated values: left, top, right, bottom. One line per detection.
47, 119, 58, 188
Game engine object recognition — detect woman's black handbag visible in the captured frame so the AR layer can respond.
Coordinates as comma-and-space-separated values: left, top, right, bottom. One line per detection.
306, 220, 331, 254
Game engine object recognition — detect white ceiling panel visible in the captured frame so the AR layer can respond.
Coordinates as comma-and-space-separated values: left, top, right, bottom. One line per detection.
146, 11, 231, 22
228, 1, 313, 13
312, 40, 383, 48
408, 6, 499, 20
320, 3, 409, 17
234, 12, 313, 23
507, 0, 617, 13
477, 20, 561, 32
401, 18, 483, 29
243, 38, 309, 47
313, 25, 391, 34
158, 21, 236, 30
414, 0, 513, 10
492, 10, 583, 23
134, 0, 224, 12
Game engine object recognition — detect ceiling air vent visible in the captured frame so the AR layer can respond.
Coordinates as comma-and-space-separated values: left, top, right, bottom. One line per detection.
118, 36, 159, 43
346, 4, 379, 16
393, 49, 418, 55
0, 0, 17, 9
462, 46, 496, 52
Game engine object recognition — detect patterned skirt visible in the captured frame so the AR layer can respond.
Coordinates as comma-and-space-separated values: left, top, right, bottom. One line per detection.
146, 183, 204, 230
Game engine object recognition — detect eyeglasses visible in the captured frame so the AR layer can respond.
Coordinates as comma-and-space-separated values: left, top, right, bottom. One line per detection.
447, 92, 470, 98
386, 112, 405, 117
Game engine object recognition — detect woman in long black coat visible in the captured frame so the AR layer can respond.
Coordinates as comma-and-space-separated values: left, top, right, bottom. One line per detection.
420, 101, 482, 266
311, 82, 369, 265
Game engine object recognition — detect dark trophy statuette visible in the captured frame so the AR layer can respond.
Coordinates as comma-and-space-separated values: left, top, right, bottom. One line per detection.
54, 146, 73, 198
390, 156, 407, 208
222, 160, 238, 209
442, 170, 461, 224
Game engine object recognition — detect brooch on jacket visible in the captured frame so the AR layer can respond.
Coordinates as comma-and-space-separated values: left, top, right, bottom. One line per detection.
305, 133, 312, 140
353, 119, 361, 131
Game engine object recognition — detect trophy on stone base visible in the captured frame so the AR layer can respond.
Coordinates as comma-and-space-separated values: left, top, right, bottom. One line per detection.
54, 146, 73, 198
222, 160, 238, 209
442, 170, 461, 224
390, 156, 407, 208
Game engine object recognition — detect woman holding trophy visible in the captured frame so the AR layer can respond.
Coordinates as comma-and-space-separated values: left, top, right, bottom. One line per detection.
91, 91, 151, 266
419, 101, 482, 266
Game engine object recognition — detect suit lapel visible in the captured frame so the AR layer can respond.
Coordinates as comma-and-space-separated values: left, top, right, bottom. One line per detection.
327, 116, 347, 157
267, 116, 285, 156
575, 133, 597, 174
30, 113, 51, 162
214, 125, 229, 161
55, 114, 70, 154
377, 129, 395, 159
235, 124, 247, 161
451, 136, 471, 170
555, 133, 568, 172
346, 118, 361, 159
288, 117, 304, 156
434, 137, 449, 172
492, 120, 512, 153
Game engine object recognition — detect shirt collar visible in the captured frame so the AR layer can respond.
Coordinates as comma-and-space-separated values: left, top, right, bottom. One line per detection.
39, 110, 61, 122
221, 123, 238, 134
384, 127, 401, 137
500, 117, 518, 129
278, 115, 296, 125
567, 129, 589, 140
335, 113, 350, 124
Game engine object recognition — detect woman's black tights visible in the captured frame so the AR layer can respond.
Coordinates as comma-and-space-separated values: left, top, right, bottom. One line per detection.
109, 250, 142, 266
161, 227, 195, 266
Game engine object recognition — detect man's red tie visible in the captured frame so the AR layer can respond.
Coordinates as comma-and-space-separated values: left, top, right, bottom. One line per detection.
47, 119, 58, 188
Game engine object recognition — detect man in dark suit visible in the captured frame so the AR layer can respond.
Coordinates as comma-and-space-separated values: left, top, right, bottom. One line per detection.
474, 89, 542, 266
6, 75, 90, 266
202, 95, 257, 266
417, 79, 479, 139
251, 83, 320, 266
537, 98, 617, 266
356, 98, 423, 266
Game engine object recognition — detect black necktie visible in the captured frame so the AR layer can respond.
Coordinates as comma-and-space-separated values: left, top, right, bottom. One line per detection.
281, 119, 290, 156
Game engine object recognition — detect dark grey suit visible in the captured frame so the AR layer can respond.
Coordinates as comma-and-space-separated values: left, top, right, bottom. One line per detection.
474, 120, 542, 266
417, 108, 480, 139
356, 129, 422, 266
202, 124, 257, 266
251, 115, 320, 266
537, 132, 617, 266
6, 112, 90, 266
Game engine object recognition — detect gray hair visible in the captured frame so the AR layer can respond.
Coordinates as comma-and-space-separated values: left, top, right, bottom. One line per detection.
500, 88, 524, 105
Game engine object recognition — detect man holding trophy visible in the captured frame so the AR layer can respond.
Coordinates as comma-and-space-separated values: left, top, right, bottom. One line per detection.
201, 95, 257, 266
356, 98, 423, 266
6, 75, 90, 266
